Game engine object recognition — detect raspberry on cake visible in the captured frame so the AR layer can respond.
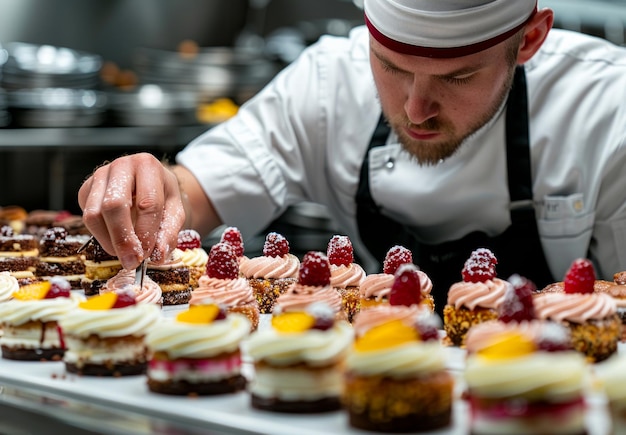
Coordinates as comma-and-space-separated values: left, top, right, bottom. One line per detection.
60, 291, 160, 376
35, 227, 89, 290
275, 251, 345, 320
190, 242, 260, 331
327, 235, 365, 322
219, 226, 247, 268
239, 232, 299, 313
464, 330, 588, 435
0, 225, 39, 282
360, 245, 435, 312
172, 229, 208, 290
146, 302, 250, 396
534, 258, 621, 362
80, 237, 122, 296
246, 301, 353, 413
0, 278, 83, 361
343, 267, 452, 433
443, 248, 509, 347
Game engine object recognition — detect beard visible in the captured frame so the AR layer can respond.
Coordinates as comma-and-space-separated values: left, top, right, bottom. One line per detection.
386, 67, 517, 166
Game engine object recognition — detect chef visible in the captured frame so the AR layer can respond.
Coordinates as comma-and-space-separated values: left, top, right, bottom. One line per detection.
79, 0, 626, 309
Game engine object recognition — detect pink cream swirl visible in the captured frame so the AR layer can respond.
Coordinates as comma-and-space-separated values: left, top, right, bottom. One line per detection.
447, 278, 509, 310
352, 304, 427, 337
330, 263, 366, 289
191, 275, 255, 306
534, 292, 617, 323
239, 254, 299, 279
275, 283, 343, 314
360, 270, 433, 300
101, 269, 163, 305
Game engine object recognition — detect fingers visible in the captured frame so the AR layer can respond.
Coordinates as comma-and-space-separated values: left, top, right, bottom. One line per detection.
80, 153, 176, 270
150, 168, 186, 263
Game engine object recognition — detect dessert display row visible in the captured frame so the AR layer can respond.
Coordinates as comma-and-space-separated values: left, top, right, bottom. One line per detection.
0, 211, 625, 434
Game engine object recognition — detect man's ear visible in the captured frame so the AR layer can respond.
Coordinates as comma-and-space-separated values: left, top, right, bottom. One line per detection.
517, 8, 554, 64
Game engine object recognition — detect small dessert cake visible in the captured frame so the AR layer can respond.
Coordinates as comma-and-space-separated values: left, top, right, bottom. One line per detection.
80, 237, 122, 296
343, 265, 452, 432
0, 278, 83, 361
464, 330, 588, 435
146, 302, 250, 396
247, 302, 353, 413
219, 226, 248, 270
327, 235, 365, 322
443, 248, 508, 347
534, 258, 621, 363
100, 269, 163, 305
190, 242, 259, 331
60, 292, 160, 376
171, 229, 208, 290
595, 355, 626, 435
360, 245, 435, 312
0, 205, 28, 234
275, 251, 345, 321
35, 227, 89, 290
239, 232, 299, 313
0, 225, 39, 282
147, 255, 192, 305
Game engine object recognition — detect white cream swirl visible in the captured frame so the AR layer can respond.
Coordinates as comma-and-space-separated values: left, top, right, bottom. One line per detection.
447, 278, 510, 310
59, 303, 160, 338
346, 340, 445, 378
172, 247, 208, 268
246, 320, 353, 366
595, 355, 626, 406
0, 272, 18, 302
330, 263, 365, 289
534, 292, 617, 323
240, 254, 300, 279
146, 313, 250, 359
465, 351, 587, 401
0, 293, 84, 325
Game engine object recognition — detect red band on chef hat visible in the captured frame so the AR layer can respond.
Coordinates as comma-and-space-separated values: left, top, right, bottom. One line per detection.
364, 0, 538, 58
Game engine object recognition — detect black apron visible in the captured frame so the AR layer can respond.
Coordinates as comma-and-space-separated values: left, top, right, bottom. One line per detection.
355, 67, 554, 313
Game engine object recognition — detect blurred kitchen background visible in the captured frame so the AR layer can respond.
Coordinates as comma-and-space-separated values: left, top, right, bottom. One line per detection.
0, 0, 623, 259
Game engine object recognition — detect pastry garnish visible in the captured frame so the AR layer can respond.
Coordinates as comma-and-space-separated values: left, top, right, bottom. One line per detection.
382, 245, 413, 275
498, 274, 536, 323
177, 303, 226, 324
389, 263, 422, 307
478, 332, 535, 360
462, 248, 497, 283
220, 226, 245, 257
41, 226, 68, 242
206, 242, 239, 279
414, 313, 441, 342
177, 229, 202, 250
298, 251, 331, 286
262, 232, 289, 258
327, 235, 353, 267
537, 322, 573, 352
1, 225, 13, 237
564, 258, 596, 294
272, 302, 336, 333
13, 278, 71, 300
355, 319, 418, 352
79, 292, 137, 310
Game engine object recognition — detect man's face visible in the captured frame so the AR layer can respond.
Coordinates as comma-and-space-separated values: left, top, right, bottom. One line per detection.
369, 36, 519, 165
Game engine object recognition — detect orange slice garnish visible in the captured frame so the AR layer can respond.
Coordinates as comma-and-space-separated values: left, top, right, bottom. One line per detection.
13, 281, 51, 300
79, 293, 117, 310
177, 304, 220, 324
355, 319, 418, 352
271, 312, 315, 333
478, 332, 536, 360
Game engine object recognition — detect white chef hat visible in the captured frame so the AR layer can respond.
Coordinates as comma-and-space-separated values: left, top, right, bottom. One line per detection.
363, 0, 537, 58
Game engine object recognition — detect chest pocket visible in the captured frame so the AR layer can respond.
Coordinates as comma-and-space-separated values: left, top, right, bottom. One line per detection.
537, 193, 594, 279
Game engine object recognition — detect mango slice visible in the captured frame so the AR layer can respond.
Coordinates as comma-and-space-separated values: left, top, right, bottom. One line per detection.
13, 281, 51, 301
355, 319, 418, 352
271, 312, 315, 333
177, 304, 220, 324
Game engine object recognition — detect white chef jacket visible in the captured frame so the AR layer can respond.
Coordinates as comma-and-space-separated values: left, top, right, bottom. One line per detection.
177, 26, 626, 281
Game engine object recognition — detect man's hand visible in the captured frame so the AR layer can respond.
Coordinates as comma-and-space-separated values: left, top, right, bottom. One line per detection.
78, 153, 186, 270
